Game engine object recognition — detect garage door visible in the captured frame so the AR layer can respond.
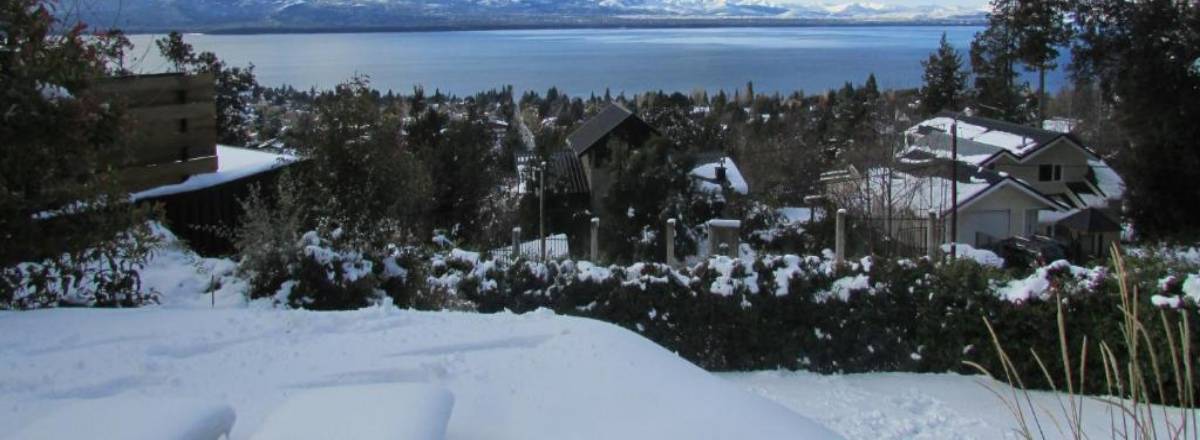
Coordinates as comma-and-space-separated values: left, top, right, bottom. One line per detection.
960, 210, 1010, 247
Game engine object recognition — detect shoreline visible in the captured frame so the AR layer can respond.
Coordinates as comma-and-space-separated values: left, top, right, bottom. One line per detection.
122, 20, 986, 36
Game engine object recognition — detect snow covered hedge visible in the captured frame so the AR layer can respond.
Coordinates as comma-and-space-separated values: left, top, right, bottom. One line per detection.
413, 247, 1200, 397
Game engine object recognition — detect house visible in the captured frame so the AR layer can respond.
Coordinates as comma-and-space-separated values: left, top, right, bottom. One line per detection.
565, 103, 658, 212
825, 159, 1067, 249
903, 112, 1122, 220
689, 154, 750, 197
828, 111, 1126, 259
90, 73, 299, 255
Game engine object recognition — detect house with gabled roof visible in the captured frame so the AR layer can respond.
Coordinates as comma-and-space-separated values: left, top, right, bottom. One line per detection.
904, 111, 1123, 215
565, 103, 659, 212
825, 157, 1068, 250
879, 111, 1127, 258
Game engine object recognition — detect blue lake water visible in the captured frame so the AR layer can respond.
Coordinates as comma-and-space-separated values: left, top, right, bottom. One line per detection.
127, 26, 1067, 96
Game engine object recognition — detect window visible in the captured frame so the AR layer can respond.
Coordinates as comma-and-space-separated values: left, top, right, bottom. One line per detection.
1039, 164, 1063, 182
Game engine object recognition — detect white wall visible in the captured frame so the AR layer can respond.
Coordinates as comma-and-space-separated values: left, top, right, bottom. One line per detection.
950, 184, 1055, 246
991, 139, 1093, 197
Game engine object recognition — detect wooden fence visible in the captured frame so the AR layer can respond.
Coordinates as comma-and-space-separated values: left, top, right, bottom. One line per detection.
91, 73, 218, 192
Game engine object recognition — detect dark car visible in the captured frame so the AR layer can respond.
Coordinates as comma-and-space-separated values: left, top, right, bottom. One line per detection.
992, 235, 1069, 268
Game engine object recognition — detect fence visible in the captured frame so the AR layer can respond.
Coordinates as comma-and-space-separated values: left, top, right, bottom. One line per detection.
486, 233, 571, 265
91, 73, 219, 193
851, 214, 941, 259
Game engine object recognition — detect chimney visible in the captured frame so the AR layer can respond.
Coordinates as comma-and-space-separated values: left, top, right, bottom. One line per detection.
715, 163, 727, 183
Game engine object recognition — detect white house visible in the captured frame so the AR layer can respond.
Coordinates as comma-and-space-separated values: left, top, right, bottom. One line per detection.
904, 112, 1123, 219
826, 112, 1125, 256
824, 162, 1066, 248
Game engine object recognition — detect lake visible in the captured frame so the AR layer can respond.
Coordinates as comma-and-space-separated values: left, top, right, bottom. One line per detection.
126, 26, 1067, 96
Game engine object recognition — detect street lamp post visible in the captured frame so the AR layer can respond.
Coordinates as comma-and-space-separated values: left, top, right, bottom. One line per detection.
950, 120, 958, 260
539, 160, 547, 261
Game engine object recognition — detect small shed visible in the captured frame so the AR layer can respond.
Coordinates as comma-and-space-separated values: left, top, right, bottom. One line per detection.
1055, 207, 1121, 260
706, 219, 742, 257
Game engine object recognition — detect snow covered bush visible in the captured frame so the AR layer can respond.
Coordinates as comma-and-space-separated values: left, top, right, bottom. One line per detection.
234, 182, 303, 300
284, 230, 383, 310
1, 222, 162, 309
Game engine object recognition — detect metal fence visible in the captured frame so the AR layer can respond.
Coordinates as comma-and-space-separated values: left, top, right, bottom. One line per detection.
857, 216, 936, 258
486, 234, 571, 265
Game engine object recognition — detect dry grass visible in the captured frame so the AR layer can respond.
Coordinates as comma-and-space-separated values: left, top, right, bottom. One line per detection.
965, 244, 1199, 439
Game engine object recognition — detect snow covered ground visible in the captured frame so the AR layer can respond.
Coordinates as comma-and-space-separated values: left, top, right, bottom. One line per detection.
0, 306, 835, 439
722, 370, 1194, 440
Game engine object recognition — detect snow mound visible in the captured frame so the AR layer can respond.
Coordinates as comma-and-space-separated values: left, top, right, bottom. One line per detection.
252, 384, 453, 440
0, 308, 838, 439
941, 243, 1004, 268
10, 397, 235, 440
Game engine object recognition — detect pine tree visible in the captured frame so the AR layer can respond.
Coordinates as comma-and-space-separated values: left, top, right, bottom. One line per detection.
919, 33, 967, 116
969, 15, 1030, 122
286, 77, 432, 248
1072, 0, 1200, 239
156, 32, 260, 146
1011, 0, 1072, 123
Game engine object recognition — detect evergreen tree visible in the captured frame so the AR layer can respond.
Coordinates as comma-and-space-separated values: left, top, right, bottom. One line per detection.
1, 0, 157, 307
287, 77, 431, 247
970, 17, 1030, 122
601, 137, 695, 262
418, 117, 502, 243
1072, 0, 1200, 239
919, 33, 968, 116
156, 32, 260, 145
1010, 0, 1071, 123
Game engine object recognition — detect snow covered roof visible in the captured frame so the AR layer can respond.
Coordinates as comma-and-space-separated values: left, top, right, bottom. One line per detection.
132, 145, 297, 201
690, 156, 749, 195
841, 164, 1064, 217
906, 112, 1096, 166
1089, 159, 1125, 201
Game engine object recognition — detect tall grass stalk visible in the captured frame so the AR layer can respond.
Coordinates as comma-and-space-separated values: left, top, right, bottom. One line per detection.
966, 244, 1198, 439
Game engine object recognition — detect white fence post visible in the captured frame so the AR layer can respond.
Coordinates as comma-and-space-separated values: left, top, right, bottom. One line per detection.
666, 218, 677, 266
590, 217, 600, 262
512, 227, 521, 260
835, 209, 847, 266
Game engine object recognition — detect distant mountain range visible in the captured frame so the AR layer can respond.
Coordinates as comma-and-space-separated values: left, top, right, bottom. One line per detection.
77, 0, 988, 33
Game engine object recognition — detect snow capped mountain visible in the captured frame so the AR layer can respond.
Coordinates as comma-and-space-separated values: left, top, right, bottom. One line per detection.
79, 0, 985, 31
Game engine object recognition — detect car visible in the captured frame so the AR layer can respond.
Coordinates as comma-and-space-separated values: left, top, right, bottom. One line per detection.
992, 235, 1069, 268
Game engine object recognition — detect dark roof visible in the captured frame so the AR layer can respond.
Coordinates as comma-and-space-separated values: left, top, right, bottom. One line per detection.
1058, 207, 1122, 233
517, 151, 590, 195
548, 151, 590, 195
566, 103, 653, 157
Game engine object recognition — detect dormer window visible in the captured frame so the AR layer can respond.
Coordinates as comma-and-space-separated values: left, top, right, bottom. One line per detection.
1039, 164, 1063, 182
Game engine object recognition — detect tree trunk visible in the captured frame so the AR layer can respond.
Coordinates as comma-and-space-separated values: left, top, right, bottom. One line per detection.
1038, 66, 1047, 127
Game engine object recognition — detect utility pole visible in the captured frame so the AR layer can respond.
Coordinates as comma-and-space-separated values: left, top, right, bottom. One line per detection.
539, 160, 547, 261
950, 119, 958, 260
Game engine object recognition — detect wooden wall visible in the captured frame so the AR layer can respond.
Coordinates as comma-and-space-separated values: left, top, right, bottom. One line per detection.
92, 73, 219, 192
139, 165, 292, 257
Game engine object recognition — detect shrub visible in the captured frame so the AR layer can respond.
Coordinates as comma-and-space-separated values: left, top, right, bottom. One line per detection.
398, 246, 1200, 403
1, 221, 162, 309
284, 230, 382, 310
